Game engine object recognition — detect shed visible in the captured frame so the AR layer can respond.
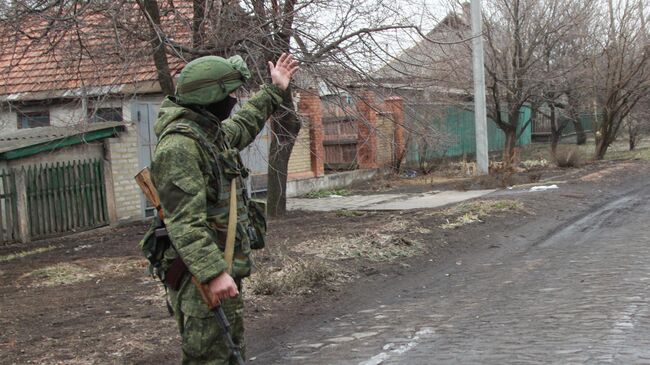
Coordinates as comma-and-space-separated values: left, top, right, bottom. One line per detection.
0, 122, 128, 243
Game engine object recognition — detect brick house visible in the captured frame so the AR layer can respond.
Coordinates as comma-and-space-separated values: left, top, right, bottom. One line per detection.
0, 2, 408, 244
0, 4, 324, 225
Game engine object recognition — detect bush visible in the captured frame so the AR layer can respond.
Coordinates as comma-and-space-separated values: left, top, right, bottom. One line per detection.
554, 146, 582, 168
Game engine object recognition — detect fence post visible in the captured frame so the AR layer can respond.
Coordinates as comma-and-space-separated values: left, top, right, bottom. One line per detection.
102, 157, 118, 225
15, 169, 30, 243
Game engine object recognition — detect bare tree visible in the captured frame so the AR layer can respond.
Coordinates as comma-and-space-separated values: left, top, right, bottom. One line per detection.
481, 0, 597, 161
2, 0, 438, 216
589, 0, 650, 159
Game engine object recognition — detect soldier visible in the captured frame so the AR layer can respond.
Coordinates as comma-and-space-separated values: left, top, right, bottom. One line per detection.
150, 53, 299, 364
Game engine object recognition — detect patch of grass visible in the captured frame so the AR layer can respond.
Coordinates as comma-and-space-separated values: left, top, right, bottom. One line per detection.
604, 147, 650, 161
294, 232, 422, 262
248, 256, 345, 296
23, 263, 94, 287
335, 210, 364, 217
439, 199, 524, 229
303, 189, 351, 199
0, 245, 58, 263
441, 212, 482, 229
18, 257, 145, 288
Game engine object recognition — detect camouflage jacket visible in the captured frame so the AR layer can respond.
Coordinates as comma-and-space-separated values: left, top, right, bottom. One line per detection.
151, 84, 286, 283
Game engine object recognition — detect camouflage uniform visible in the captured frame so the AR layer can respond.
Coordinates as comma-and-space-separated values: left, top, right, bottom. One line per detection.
151, 82, 285, 364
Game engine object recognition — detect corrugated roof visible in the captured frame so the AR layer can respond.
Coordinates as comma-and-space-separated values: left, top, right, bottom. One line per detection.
0, 121, 125, 155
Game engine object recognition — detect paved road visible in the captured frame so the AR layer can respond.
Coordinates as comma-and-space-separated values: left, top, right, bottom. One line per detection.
288, 190, 495, 211
256, 185, 650, 364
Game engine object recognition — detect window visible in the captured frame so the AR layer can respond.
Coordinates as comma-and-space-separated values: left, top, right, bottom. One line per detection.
18, 111, 50, 129
88, 107, 123, 123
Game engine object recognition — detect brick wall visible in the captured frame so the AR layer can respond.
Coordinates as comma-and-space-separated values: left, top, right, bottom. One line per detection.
105, 123, 142, 222
356, 91, 378, 169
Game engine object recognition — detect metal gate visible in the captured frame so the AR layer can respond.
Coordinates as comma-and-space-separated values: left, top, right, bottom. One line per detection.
25, 160, 108, 238
0, 168, 19, 243
323, 116, 358, 170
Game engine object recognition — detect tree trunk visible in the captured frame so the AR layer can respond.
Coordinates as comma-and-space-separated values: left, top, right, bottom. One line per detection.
549, 104, 559, 158
594, 122, 610, 159
266, 90, 301, 217
628, 121, 638, 151
503, 126, 517, 165
141, 0, 175, 96
573, 119, 587, 145
595, 138, 608, 160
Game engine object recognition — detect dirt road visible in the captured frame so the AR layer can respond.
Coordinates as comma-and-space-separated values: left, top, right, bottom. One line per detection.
251, 167, 650, 364
1, 160, 648, 364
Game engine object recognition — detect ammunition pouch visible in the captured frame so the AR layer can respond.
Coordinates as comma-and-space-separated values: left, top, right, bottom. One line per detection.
247, 198, 267, 250
139, 216, 172, 280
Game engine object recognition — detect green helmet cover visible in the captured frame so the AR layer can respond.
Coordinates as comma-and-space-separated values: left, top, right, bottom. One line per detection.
175, 55, 252, 105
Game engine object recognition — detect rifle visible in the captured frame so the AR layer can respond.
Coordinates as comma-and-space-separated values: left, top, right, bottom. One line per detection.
135, 167, 245, 365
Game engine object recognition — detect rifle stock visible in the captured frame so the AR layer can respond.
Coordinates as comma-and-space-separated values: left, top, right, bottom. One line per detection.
134, 168, 163, 219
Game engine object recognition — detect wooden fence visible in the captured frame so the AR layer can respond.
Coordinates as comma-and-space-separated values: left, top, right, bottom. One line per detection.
323, 116, 358, 170
0, 169, 19, 244
25, 159, 109, 239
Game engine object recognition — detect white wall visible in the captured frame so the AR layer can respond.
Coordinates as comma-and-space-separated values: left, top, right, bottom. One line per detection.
0, 97, 132, 134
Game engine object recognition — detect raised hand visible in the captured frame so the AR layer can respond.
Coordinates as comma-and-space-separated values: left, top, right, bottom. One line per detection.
268, 53, 300, 91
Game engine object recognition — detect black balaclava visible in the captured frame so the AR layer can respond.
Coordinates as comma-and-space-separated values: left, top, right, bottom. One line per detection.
206, 95, 238, 121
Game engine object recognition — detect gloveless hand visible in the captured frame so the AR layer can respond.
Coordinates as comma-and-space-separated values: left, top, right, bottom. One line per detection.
268, 53, 300, 91
207, 271, 239, 305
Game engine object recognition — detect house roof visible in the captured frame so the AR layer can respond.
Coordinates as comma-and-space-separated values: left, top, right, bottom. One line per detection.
0, 121, 125, 160
372, 8, 472, 94
0, 3, 189, 102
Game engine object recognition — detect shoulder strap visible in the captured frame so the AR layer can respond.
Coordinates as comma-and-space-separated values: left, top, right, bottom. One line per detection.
158, 121, 224, 199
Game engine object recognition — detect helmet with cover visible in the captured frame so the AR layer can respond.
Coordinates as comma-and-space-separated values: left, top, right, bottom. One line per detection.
175, 55, 251, 106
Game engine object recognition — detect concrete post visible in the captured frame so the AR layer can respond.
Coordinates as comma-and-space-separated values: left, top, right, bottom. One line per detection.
471, 0, 489, 175
14, 169, 30, 243
356, 91, 378, 169
298, 88, 325, 177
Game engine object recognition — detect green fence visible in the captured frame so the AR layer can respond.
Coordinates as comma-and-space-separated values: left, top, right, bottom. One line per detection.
561, 114, 596, 136
407, 106, 532, 165
25, 159, 108, 238
0, 168, 19, 244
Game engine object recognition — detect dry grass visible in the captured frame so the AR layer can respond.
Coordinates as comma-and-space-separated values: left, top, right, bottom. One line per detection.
293, 232, 422, 262
23, 263, 94, 287
0, 245, 59, 262
521, 158, 550, 170
554, 146, 582, 168
438, 199, 524, 229
247, 254, 346, 296
19, 257, 145, 287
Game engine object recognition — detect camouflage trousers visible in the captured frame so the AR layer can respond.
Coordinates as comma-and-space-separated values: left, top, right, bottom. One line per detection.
169, 276, 246, 365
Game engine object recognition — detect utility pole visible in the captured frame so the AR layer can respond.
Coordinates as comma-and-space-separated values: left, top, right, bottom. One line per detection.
471, 0, 489, 175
